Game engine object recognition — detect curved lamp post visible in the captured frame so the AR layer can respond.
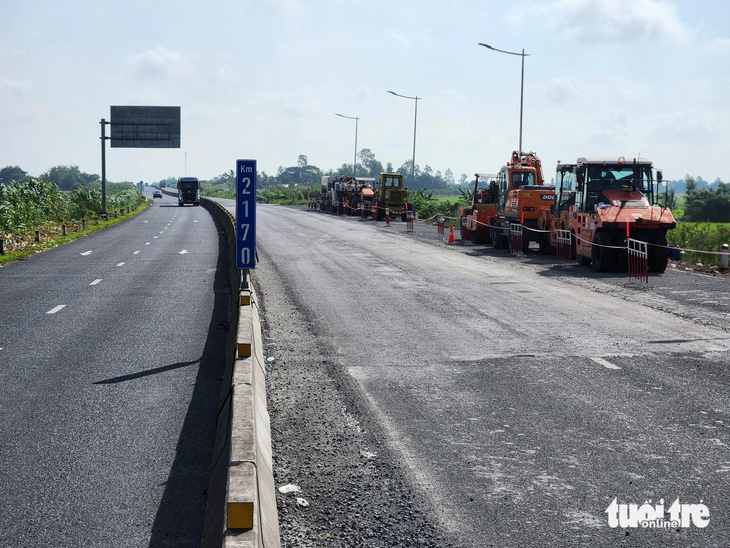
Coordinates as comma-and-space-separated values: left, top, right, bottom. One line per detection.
387, 90, 420, 196
335, 113, 359, 177
479, 43, 530, 154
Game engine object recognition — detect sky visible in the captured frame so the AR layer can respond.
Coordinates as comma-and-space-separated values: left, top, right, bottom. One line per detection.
2, 0, 729, 184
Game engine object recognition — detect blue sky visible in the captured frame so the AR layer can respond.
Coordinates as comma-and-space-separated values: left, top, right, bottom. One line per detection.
2, 0, 729, 184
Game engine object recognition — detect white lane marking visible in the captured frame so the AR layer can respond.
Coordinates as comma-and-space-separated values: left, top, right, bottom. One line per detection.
47, 305, 66, 314
193, 220, 198, 223
133, 251, 140, 255
159, 231, 164, 234
80, 250, 92, 256
591, 357, 621, 370
144, 220, 148, 223
90, 279, 102, 286
116, 262, 125, 267
145, 242, 151, 245
153, 236, 158, 239
178, 249, 189, 254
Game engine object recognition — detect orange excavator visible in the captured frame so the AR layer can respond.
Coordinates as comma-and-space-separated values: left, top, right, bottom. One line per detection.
489, 151, 555, 250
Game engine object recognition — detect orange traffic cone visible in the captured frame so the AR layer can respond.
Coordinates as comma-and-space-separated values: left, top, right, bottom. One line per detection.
447, 225, 455, 243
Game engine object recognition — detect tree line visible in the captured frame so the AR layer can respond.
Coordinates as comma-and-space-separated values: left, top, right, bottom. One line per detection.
249, 150, 466, 195
681, 175, 730, 222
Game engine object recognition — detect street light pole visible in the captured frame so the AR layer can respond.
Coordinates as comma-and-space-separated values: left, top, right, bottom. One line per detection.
335, 113, 359, 178
388, 91, 420, 197
479, 43, 530, 154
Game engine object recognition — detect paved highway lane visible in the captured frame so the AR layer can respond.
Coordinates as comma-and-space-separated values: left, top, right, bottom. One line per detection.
0, 196, 229, 547
244, 204, 730, 547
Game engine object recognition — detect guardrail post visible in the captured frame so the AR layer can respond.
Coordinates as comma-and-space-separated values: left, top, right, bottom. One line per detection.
722, 243, 729, 270
437, 215, 444, 235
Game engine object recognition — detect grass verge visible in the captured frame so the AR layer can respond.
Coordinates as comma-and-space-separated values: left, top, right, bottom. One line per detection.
0, 200, 149, 266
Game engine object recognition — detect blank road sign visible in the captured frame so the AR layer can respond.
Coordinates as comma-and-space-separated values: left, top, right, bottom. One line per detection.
110, 106, 181, 148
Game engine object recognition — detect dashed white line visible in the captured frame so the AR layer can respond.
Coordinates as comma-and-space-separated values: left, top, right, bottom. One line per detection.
80, 250, 93, 256
178, 249, 189, 254
145, 242, 151, 245
133, 251, 140, 255
47, 305, 66, 314
90, 279, 102, 286
153, 236, 159, 239
591, 357, 621, 370
116, 262, 125, 267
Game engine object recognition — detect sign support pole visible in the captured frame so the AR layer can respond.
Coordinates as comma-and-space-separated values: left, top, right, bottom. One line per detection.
100, 118, 109, 217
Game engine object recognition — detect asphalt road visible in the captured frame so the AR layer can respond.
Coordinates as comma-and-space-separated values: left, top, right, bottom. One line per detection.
233, 202, 730, 547
0, 190, 229, 547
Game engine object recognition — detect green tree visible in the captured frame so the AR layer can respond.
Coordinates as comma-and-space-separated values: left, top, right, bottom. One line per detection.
217, 169, 235, 194
41, 165, 98, 191
683, 176, 730, 222
444, 168, 455, 185
357, 149, 384, 178
0, 166, 29, 185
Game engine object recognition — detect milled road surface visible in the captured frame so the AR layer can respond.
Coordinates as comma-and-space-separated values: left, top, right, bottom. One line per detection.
246, 203, 730, 547
0, 192, 229, 547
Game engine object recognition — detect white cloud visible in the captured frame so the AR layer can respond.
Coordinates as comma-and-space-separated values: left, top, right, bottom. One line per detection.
124, 46, 185, 81
546, 0, 689, 43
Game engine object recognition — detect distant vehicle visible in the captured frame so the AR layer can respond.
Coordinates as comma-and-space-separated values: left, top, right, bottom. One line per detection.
177, 177, 201, 206
153, 190, 163, 199
159, 181, 166, 188
144, 182, 149, 187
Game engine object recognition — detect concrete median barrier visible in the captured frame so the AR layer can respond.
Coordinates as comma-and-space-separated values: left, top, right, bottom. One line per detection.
200, 197, 280, 548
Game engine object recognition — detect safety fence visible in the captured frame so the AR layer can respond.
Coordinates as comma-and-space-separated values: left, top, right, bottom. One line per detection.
628, 239, 649, 284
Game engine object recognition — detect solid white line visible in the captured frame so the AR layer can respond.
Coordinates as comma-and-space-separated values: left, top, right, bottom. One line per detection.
47, 305, 66, 314
116, 262, 125, 267
591, 357, 621, 370
90, 279, 102, 285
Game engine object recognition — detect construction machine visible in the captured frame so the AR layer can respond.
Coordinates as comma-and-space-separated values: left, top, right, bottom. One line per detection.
460, 173, 499, 243
320, 175, 375, 215
490, 151, 555, 250
537, 157, 676, 272
344, 178, 375, 216
372, 173, 414, 221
